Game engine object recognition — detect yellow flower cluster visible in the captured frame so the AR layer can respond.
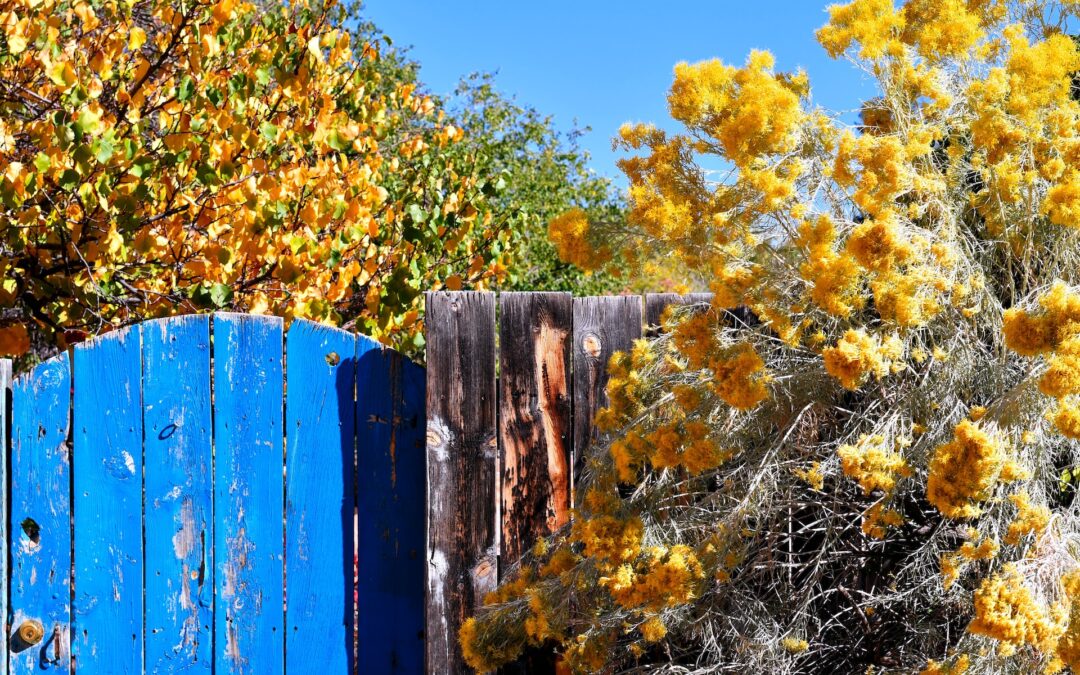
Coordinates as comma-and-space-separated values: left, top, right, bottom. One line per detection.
639, 616, 667, 643
1002, 282, 1080, 356
940, 530, 999, 589
524, 588, 561, 643
817, 0, 904, 60
967, 27, 1080, 234
968, 566, 1066, 657
797, 215, 864, 317
708, 343, 771, 410
838, 434, 913, 495
548, 208, 610, 272
667, 51, 805, 169
792, 462, 825, 491
823, 329, 903, 390
1004, 282, 1080, 438
671, 312, 718, 370
1003, 492, 1050, 546
571, 515, 644, 565
561, 631, 613, 673
610, 420, 727, 482
782, 636, 810, 653
926, 420, 1010, 519
1056, 571, 1080, 671
601, 544, 706, 610
835, 133, 916, 219
862, 502, 905, 539
919, 654, 971, 675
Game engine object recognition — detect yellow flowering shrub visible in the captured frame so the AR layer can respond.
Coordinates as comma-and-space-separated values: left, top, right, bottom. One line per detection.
465, 2, 1080, 672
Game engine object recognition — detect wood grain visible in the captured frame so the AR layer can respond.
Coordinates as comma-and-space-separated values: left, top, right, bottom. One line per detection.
425, 291, 497, 674
498, 292, 572, 564
9, 354, 71, 673
143, 316, 213, 672
497, 292, 572, 674
73, 326, 143, 674
284, 319, 357, 674
212, 314, 284, 675
572, 296, 642, 490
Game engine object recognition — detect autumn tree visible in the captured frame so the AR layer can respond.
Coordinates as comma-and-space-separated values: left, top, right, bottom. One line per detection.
464, 1, 1080, 673
0, 0, 514, 359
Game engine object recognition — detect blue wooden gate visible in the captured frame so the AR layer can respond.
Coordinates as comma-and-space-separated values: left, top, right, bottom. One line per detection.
0, 313, 425, 674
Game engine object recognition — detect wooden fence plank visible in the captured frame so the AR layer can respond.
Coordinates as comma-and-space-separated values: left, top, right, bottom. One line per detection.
73, 326, 143, 674
9, 354, 71, 673
285, 320, 356, 674
0, 357, 9, 675
644, 293, 713, 335
143, 316, 213, 672
572, 296, 643, 486
498, 292, 572, 564
425, 291, 498, 673
357, 340, 426, 673
213, 314, 284, 675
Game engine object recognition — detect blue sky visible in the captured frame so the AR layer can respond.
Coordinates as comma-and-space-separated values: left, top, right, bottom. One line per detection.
361, 1, 879, 186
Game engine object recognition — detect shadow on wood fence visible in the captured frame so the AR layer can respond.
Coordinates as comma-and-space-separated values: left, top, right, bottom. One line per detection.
0, 292, 708, 674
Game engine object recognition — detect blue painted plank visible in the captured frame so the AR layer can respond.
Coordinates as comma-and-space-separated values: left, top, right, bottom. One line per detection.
9, 354, 71, 672
357, 340, 426, 673
284, 319, 357, 673
143, 316, 213, 672
0, 358, 10, 675
73, 326, 143, 674
213, 313, 284, 675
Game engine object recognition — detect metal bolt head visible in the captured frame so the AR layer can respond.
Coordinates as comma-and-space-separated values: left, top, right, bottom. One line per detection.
17, 620, 44, 647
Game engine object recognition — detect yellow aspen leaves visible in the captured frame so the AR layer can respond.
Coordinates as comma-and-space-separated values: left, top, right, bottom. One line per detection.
1, 0, 508, 356
0, 324, 30, 357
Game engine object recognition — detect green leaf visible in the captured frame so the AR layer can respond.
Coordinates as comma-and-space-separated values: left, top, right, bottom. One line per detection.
328, 130, 349, 151
407, 203, 426, 223
59, 169, 81, 190
177, 76, 195, 102
93, 138, 114, 164
209, 283, 233, 308
260, 122, 278, 142
33, 153, 51, 173
206, 87, 224, 107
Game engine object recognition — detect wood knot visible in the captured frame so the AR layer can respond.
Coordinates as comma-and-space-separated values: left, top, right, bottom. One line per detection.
581, 332, 602, 359
471, 556, 496, 582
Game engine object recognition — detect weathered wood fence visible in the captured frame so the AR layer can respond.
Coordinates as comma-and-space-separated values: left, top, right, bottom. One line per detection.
0, 292, 706, 674
424, 291, 710, 673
